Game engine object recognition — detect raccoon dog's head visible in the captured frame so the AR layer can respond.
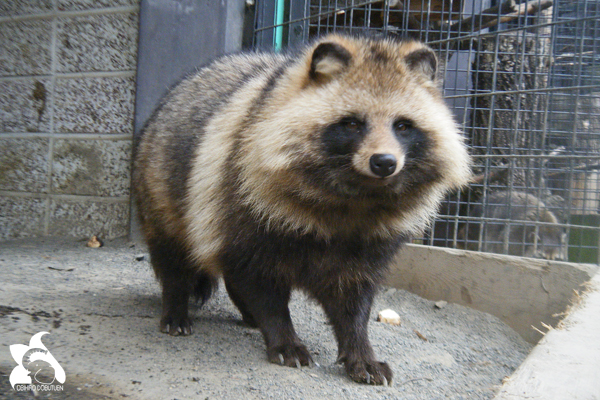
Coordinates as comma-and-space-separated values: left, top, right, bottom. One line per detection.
240, 34, 471, 236
312, 41, 437, 191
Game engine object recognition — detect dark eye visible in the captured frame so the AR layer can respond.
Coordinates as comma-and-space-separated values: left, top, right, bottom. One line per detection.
340, 117, 364, 134
394, 120, 412, 134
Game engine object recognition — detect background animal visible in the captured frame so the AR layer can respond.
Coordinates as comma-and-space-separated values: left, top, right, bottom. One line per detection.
459, 191, 565, 260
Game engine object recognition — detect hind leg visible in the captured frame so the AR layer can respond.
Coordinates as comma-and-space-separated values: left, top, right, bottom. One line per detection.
225, 279, 257, 327
224, 273, 313, 367
147, 236, 201, 336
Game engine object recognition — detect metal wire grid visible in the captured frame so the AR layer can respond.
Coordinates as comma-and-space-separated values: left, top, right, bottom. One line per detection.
253, 0, 600, 263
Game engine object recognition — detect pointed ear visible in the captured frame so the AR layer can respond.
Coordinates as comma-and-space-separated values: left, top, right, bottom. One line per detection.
309, 42, 352, 82
405, 48, 437, 80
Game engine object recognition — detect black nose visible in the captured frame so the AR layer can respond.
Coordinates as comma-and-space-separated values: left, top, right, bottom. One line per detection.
369, 154, 397, 178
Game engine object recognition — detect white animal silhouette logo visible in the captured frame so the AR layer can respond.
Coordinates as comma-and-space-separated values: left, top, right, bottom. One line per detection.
9, 332, 66, 388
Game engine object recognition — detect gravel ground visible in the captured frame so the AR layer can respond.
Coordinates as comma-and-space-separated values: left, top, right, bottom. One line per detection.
0, 237, 531, 399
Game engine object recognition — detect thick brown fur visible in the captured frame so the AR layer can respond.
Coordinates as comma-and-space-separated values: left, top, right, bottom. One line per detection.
133, 33, 471, 385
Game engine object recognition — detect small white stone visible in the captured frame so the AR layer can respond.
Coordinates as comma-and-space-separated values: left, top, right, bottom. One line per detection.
377, 309, 401, 325
434, 300, 448, 309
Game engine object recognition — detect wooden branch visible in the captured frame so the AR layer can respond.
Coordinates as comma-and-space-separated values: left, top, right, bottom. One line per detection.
447, 0, 517, 33
546, 164, 600, 178
468, 163, 600, 186
478, 0, 554, 31
439, 0, 553, 50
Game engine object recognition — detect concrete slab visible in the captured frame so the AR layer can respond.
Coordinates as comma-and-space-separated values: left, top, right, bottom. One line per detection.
493, 271, 600, 400
388, 244, 598, 343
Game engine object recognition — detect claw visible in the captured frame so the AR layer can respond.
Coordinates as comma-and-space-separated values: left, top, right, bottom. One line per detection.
278, 354, 285, 365
382, 376, 388, 387
295, 358, 301, 369
366, 373, 371, 385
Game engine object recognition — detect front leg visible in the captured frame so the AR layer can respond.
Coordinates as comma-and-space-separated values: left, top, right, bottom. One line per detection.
317, 282, 392, 385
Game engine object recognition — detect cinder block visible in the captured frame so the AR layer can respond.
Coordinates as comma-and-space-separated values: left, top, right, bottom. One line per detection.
52, 139, 131, 196
0, 1, 53, 17
53, 76, 135, 134
49, 199, 129, 239
0, 78, 52, 133
0, 138, 50, 192
0, 20, 53, 76
56, 12, 139, 73
58, 0, 138, 11
0, 196, 47, 240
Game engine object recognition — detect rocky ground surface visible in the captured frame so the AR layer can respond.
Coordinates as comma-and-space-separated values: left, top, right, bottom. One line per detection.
0, 237, 531, 399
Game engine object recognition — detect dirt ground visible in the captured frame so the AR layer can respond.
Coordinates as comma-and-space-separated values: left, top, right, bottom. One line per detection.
0, 237, 531, 399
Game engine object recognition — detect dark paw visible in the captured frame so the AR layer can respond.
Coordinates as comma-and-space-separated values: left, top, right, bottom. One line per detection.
160, 315, 193, 336
346, 360, 393, 386
267, 343, 314, 368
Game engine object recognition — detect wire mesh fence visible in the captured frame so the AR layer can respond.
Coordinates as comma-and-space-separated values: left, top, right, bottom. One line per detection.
251, 0, 600, 264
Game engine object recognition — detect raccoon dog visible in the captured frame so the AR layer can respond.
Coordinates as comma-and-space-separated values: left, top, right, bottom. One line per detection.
459, 191, 565, 260
133, 33, 471, 385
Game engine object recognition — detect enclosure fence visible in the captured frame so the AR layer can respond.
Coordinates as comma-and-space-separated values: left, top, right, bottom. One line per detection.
251, 0, 600, 264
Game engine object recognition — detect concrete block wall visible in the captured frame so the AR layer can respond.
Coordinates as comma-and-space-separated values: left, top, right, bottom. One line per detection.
0, 0, 139, 241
